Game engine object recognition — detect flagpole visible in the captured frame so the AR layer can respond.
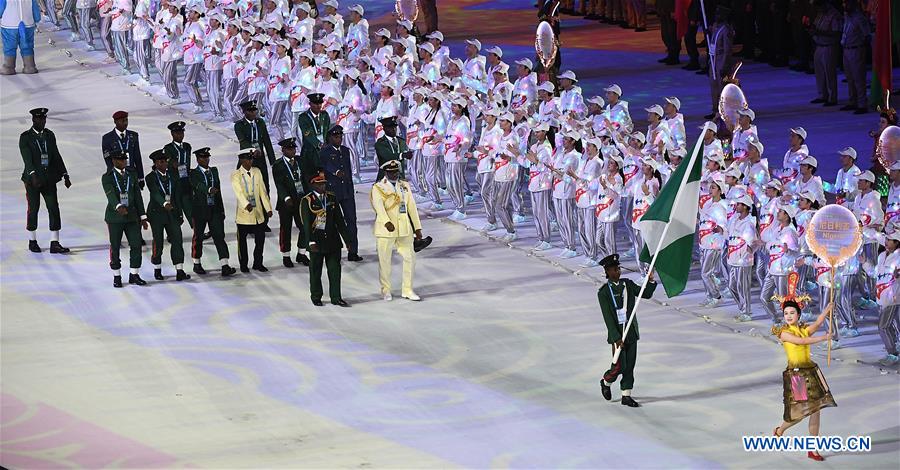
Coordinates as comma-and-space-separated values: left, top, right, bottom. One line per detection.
611, 124, 709, 364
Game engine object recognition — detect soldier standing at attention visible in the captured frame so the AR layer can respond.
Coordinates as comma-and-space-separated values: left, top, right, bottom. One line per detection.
189, 147, 236, 277
20, 107, 72, 254
272, 137, 311, 268
301, 173, 351, 307
597, 254, 657, 407
319, 124, 362, 262
102, 110, 144, 188
163, 121, 193, 228
146, 150, 190, 282
234, 100, 276, 226
232, 149, 273, 272
297, 92, 331, 192
103, 149, 149, 288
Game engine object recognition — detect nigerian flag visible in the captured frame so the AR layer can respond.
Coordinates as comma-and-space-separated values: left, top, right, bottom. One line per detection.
637, 131, 705, 297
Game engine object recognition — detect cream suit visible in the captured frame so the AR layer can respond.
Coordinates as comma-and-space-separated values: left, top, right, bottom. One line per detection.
231, 166, 272, 224
372, 177, 422, 296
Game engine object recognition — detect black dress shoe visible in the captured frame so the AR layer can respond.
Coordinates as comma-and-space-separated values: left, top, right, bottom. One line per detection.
252, 264, 268, 272
176, 269, 190, 281
240, 265, 250, 273
113, 275, 123, 288
28, 240, 41, 253
703, 113, 715, 120
414, 236, 433, 252
854, 108, 868, 115
348, 253, 363, 262
296, 253, 310, 266
312, 299, 324, 306
221, 265, 236, 277
840, 104, 856, 111
823, 101, 837, 107
664, 58, 680, 65
202, 231, 212, 240
600, 380, 612, 401
682, 63, 700, 71
49, 241, 70, 253
696, 68, 708, 75
634, 27, 646, 32
810, 98, 826, 104
129, 274, 148, 285
193, 263, 207, 275
657, 57, 669, 63
283, 256, 295, 268
154, 268, 164, 281
621, 396, 641, 407
331, 299, 350, 307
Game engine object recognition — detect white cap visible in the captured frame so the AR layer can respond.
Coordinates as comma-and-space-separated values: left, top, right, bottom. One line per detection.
296, 3, 311, 12
483, 107, 501, 117
273, 38, 290, 49
564, 130, 582, 141
700, 121, 718, 133
747, 139, 764, 156
630, 131, 646, 143
644, 104, 664, 116
485, 46, 503, 58
664, 96, 681, 110
451, 96, 468, 108
493, 62, 509, 75
779, 204, 799, 219
322, 0, 338, 8
499, 112, 515, 122
223, 3, 238, 11
607, 152, 625, 168
427, 31, 444, 41
766, 179, 784, 191
709, 176, 728, 193
296, 48, 313, 59
418, 42, 434, 54
325, 42, 342, 52
734, 195, 754, 208
604, 84, 622, 96
859, 170, 876, 183
343, 67, 360, 80
558, 70, 578, 82
737, 108, 756, 121
533, 121, 550, 132
381, 79, 397, 90
887, 231, 900, 242
669, 147, 687, 158
321, 15, 338, 24
641, 157, 661, 171
790, 127, 807, 140
724, 166, 742, 179
465, 38, 482, 50
319, 61, 336, 71
798, 190, 817, 202
397, 19, 413, 30
448, 58, 464, 70
707, 153, 725, 166
537, 82, 555, 93
349, 4, 364, 15
375, 28, 391, 38
515, 58, 533, 70
799, 156, 818, 168
838, 146, 857, 159
587, 96, 605, 107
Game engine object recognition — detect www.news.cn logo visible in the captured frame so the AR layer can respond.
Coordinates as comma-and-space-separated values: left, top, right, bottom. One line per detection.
742, 435, 872, 452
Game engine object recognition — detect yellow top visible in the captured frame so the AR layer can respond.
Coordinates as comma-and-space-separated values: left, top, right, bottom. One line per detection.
772, 323, 813, 368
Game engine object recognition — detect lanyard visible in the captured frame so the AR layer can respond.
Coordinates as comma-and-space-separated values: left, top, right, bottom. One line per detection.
113, 170, 130, 194
249, 120, 258, 143
388, 137, 399, 155
307, 111, 320, 139
118, 132, 130, 152
156, 171, 172, 195
242, 171, 255, 197
608, 282, 624, 310
175, 143, 187, 165
201, 167, 216, 188
35, 133, 48, 154
283, 158, 299, 181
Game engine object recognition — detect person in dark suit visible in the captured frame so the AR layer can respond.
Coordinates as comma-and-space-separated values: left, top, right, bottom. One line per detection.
374, 116, 412, 182
234, 100, 276, 192
146, 150, 190, 282
272, 137, 311, 268
189, 147, 236, 277
163, 121, 193, 228
297, 92, 330, 191
103, 149, 149, 288
319, 125, 362, 262
597, 253, 657, 407
301, 173, 351, 307
101, 110, 145, 188
20, 107, 71, 254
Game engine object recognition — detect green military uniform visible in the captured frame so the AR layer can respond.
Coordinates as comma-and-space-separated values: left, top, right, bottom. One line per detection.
103, 158, 147, 272
297, 106, 330, 192
163, 128, 193, 227
234, 108, 276, 192
300, 188, 349, 304
20, 114, 68, 234
189, 158, 231, 268
598, 254, 657, 395
272, 153, 309, 261
146, 165, 185, 270
374, 134, 410, 181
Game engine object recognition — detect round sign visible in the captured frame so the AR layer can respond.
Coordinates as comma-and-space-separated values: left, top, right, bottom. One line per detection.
877, 125, 900, 169
535, 21, 557, 70
395, 0, 418, 22
717, 83, 747, 132
806, 204, 862, 267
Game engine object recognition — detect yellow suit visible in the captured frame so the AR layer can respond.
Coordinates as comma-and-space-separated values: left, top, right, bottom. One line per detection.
231, 166, 272, 225
371, 177, 421, 296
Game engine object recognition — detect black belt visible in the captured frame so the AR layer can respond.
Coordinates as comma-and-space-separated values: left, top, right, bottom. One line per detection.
843, 44, 866, 50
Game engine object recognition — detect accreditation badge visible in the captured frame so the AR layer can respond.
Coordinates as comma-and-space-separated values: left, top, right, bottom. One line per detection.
616, 308, 626, 325
41, 153, 49, 168
178, 164, 188, 178
120, 192, 129, 207
294, 181, 303, 193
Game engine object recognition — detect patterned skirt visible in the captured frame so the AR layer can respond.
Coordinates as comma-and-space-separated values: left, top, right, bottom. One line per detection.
782, 364, 837, 422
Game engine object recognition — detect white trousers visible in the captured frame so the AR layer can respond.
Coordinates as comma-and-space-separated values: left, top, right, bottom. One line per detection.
377, 235, 415, 296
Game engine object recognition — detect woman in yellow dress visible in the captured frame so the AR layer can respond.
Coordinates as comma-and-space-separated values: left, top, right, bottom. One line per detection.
771, 272, 837, 461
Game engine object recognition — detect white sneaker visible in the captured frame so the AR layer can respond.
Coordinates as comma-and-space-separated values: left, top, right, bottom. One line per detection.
513, 214, 527, 224
439, 188, 449, 195
431, 202, 444, 210
698, 297, 711, 307
449, 210, 466, 220
878, 354, 899, 366
481, 223, 497, 232
102, 56, 117, 64
579, 259, 599, 268
501, 232, 517, 242
403, 293, 421, 301
734, 313, 752, 322
465, 194, 475, 204
560, 249, 578, 259
383, 293, 393, 301
352, 175, 362, 184
69, 32, 80, 42
85, 44, 96, 51
414, 194, 429, 203
550, 221, 559, 232
137, 78, 151, 87
706, 297, 722, 308
534, 241, 552, 251
192, 105, 203, 114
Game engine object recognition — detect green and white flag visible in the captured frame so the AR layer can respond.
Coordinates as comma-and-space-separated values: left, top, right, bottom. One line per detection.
637, 129, 706, 297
